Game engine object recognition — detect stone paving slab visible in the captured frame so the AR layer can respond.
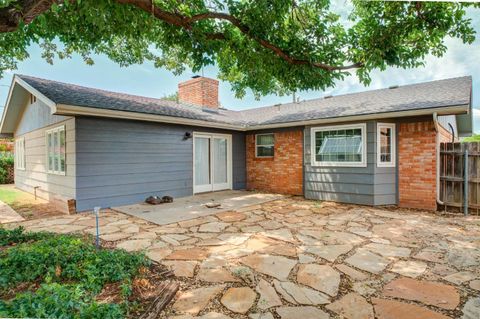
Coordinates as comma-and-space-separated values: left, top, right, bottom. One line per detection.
372, 298, 450, 319
6, 197, 480, 319
382, 278, 460, 310
0, 199, 24, 224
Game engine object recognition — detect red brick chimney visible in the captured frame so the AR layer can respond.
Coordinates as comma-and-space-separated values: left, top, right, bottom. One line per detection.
178, 76, 219, 109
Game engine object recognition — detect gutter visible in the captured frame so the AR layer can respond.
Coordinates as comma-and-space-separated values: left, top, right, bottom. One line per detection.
433, 112, 444, 207
55, 103, 470, 133
55, 104, 247, 131
246, 104, 469, 130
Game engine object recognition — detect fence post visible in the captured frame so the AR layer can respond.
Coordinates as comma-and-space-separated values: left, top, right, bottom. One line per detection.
464, 147, 469, 216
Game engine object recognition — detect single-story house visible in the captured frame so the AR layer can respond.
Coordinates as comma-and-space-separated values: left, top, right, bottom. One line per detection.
0, 74, 473, 213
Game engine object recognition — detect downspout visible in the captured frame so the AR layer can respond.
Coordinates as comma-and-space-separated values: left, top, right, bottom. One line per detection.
433, 112, 444, 206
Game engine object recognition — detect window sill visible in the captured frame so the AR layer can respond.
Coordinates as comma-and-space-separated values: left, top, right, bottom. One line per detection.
46, 171, 66, 176
311, 162, 367, 168
254, 157, 275, 161
377, 164, 396, 168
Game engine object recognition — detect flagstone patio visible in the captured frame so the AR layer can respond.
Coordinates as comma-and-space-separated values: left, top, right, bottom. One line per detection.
4, 198, 480, 319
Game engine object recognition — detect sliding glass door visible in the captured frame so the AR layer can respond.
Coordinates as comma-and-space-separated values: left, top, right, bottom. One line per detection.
193, 133, 232, 193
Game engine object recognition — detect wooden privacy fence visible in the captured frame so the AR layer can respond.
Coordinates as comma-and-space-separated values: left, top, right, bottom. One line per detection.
439, 142, 480, 215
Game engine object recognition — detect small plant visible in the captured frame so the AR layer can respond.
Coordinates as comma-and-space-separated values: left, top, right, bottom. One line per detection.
0, 283, 123, 319
0, 226, 50, 246
0, 227, 151, 319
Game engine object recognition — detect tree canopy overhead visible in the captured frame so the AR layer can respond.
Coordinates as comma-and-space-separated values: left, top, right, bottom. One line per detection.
0, 0, 478, 97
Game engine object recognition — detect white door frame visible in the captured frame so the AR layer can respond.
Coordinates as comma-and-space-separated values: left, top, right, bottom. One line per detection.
193, 132, 233, 194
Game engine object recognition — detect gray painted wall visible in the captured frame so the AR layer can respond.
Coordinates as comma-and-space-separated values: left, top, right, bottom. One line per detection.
15, 99, 69, 136
14, 100, 76, 212
304, 121, 397, 206
75, 117, 245, 211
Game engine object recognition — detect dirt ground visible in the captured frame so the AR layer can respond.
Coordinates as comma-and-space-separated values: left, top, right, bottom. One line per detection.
0, 184, 65, 220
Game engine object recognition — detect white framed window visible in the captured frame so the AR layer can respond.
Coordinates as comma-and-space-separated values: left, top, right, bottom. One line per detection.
377, 123, 396, 167
255, 133, 274, 157
311, 123, 367, 167
45, 125, 66, 175
15, 137, 25, 170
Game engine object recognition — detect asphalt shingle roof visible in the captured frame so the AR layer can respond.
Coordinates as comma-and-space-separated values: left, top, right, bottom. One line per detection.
18, 74, 472, 128
18, 75, 242, 126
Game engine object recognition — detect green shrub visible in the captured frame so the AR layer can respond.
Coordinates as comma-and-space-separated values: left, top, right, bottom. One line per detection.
463, 134, 480, 142
0, 228, 151, 319
0, 283, 123, 319
0, 154, 13, 184
0, 230, 149, 292
0, 226, 51, 246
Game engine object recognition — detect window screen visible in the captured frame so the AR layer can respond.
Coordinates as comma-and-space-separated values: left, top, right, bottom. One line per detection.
256, 134, 274, 157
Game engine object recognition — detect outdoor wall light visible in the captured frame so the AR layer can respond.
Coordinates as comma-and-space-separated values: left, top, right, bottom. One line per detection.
184, 132, 192, 140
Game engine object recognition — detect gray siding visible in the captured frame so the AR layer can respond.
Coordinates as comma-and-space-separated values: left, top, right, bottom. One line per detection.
304, 121, 396, 206
15, 99, 69, 136
373, 122, 397, 205
75, 117, 245, 211
14, 101, 76, 212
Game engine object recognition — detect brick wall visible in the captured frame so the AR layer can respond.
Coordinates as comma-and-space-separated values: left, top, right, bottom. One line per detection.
178, 77, 219, 109
398, 120, 453, 211
438, 123, 456, 143
246, 130, 303, 195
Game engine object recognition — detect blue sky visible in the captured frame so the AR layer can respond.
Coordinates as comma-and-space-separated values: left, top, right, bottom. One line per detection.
1, 5, 479, 132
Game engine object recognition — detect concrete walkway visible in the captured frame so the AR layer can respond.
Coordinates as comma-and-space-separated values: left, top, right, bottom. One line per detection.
113, 190, 284, 225
0, 199, 24, 224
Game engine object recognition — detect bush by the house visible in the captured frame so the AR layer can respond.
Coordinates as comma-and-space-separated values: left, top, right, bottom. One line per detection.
0, 154, 14, 184
0, 227, 151, 319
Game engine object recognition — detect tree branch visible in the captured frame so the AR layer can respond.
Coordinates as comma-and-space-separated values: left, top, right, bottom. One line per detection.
0, 0, 364, 71
117, 0, 363, 71
0, 0, 59, 32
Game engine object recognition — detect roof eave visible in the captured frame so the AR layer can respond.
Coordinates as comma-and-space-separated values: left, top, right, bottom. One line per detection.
0, 75, 57, 134
55, 104, 247, 131
56, 103, 470, 132
244, 104, 471, 131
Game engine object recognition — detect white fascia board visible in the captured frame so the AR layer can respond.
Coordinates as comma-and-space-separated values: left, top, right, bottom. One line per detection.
13, 76, 57, 110
0, 76, 57, 133
55, 104, 247, 131
55, 103, 470, 132
244, 104, 470, 131
0, 76, 17, 134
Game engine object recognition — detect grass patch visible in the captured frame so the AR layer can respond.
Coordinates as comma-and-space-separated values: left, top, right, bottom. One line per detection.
0, 187, 23, 206
0, 185, 64, 219
0, 227, 151, 319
